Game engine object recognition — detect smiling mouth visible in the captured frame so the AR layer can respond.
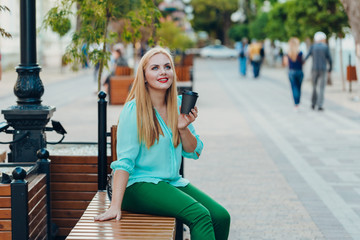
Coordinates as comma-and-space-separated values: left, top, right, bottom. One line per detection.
158, 78, 169, 83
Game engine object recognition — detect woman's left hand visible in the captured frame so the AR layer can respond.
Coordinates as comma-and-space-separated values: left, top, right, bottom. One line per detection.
178, 106, 198, 130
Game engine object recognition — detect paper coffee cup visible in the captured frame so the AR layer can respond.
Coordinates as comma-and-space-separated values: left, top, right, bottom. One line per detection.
181, 91, 198, 114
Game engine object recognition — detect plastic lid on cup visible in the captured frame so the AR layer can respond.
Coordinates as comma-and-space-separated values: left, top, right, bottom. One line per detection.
183, 91, 198, 96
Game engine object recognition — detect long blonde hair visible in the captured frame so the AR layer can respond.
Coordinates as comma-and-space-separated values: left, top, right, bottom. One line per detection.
288, 37, 300, 62
126, 47, 180, 149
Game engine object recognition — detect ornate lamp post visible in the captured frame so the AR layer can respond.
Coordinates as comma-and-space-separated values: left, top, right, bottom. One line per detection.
1, 0, 55, 162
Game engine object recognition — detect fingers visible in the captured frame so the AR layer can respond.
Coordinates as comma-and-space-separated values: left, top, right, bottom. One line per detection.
191, 107, 198, 118
178, 107, 199, 130
186, 107, 198, 120
94, 212, 111, 221
94, 211, 121, 222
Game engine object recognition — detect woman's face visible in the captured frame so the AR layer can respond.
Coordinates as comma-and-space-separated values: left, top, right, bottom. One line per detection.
144, 53, 174, 93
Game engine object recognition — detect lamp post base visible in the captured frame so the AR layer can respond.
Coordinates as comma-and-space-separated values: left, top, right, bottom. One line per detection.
2, 105, 56, 162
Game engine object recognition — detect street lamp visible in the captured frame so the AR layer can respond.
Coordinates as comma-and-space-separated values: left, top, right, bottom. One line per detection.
1, 0, 56, 162
231, 0, 246, 23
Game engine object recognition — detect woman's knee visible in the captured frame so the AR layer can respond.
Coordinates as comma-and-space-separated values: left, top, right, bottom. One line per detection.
213, 206, 231, 227
211, 207, 231, 240
179, 202, 212, 227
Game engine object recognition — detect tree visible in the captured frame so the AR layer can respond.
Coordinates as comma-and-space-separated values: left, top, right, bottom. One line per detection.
281, 0, 348, 40
265, 2, 289, 41
43, 0, 161, 92
191, 0, 238, 45
340, 0, 360, 47
249, 12, 267, 40
156, 20, 194, 51
228, 24, 249, 42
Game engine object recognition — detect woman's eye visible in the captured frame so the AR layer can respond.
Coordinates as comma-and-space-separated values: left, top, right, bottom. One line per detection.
165, 65, 171, 70
152, 66, 158, 70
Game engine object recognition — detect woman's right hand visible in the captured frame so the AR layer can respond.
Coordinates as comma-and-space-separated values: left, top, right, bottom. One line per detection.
94, 206, 122, 221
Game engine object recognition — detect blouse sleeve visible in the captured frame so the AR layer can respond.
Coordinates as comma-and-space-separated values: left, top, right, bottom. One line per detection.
181, 122, 204, 159
110, 101, 140, 174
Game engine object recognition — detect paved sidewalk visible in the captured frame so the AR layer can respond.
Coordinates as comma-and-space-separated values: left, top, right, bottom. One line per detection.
187, 59, 360, 239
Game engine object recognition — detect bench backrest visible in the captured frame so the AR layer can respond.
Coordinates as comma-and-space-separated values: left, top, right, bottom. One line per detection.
50, 155, 112, 238
115, 66, 132, 76
111, 125, 117, 162
109, 76, 134, 105
175, 66, 191, 82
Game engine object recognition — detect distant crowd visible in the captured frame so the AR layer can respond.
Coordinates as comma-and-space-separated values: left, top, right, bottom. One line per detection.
235, 32, 332, 112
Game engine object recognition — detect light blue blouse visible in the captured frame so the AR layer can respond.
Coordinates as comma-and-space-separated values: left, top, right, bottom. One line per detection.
110, 96, 203, 187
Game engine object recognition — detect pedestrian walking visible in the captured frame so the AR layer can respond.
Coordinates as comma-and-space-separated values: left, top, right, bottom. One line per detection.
94, 47, 231, 240
248, 39, 264, 78
235, 37, 248, 76
284, 37, 304, 111
304, 31, 332, 111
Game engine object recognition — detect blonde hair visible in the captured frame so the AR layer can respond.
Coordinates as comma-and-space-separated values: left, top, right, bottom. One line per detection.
126, 47, 180, 149
288, 37, 300, 62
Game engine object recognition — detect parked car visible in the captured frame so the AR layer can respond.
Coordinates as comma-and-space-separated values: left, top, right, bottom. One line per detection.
199, 45, 238, 58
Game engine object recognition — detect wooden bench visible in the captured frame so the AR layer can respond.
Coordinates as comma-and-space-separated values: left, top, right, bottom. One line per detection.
109, 76, 134, 105
175, 66, 192, 82
66, 191, 176, 240
50, 155, 112, 237
182, 54, 194, 67
64, 126, 177, 239
0, 183, 11, 239
0, 151, 6, 162
0, 171, 48, 240
115, 66, 133, 76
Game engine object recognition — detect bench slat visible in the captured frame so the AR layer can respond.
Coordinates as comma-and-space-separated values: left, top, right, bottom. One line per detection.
51, 173, 98, 183
0, 197, 10, 208
51, 164, 97, 173
0, 231, 11, 240
51, 182, 98, 192
50, 156, 98, 164
66, 192, 175, 240
0, 185, 10, 196
52, 201, 91, 210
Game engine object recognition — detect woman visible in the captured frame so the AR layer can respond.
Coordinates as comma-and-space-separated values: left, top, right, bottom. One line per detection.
248, 39, 264, 78
285, 37, 304, 110
236, 37, 248, 76
95, 47, 230, 240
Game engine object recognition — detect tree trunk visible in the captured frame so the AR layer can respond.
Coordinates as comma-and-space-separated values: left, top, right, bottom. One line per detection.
98, 7, 111, 92
339, 38, 346, 91
223, 12, 232, 46
340, 0, 360, 46
340, 0, 360, 90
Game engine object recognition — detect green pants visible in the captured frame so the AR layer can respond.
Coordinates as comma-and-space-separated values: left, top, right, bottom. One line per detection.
122, 181, 230, 240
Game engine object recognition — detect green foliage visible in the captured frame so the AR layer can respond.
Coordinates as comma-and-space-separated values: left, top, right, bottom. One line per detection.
43, 0, 161, 91
157, 21, 194, 51
266, 0, 349, 41
229, 0, 349, 43
228, 24, 249, 42
191, 0, 238, 44
121, 0, 161, 46
43, 6, 72, 37
265, 2, 288, 41
0, 5, 12, 38
249, 12, 268, 40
